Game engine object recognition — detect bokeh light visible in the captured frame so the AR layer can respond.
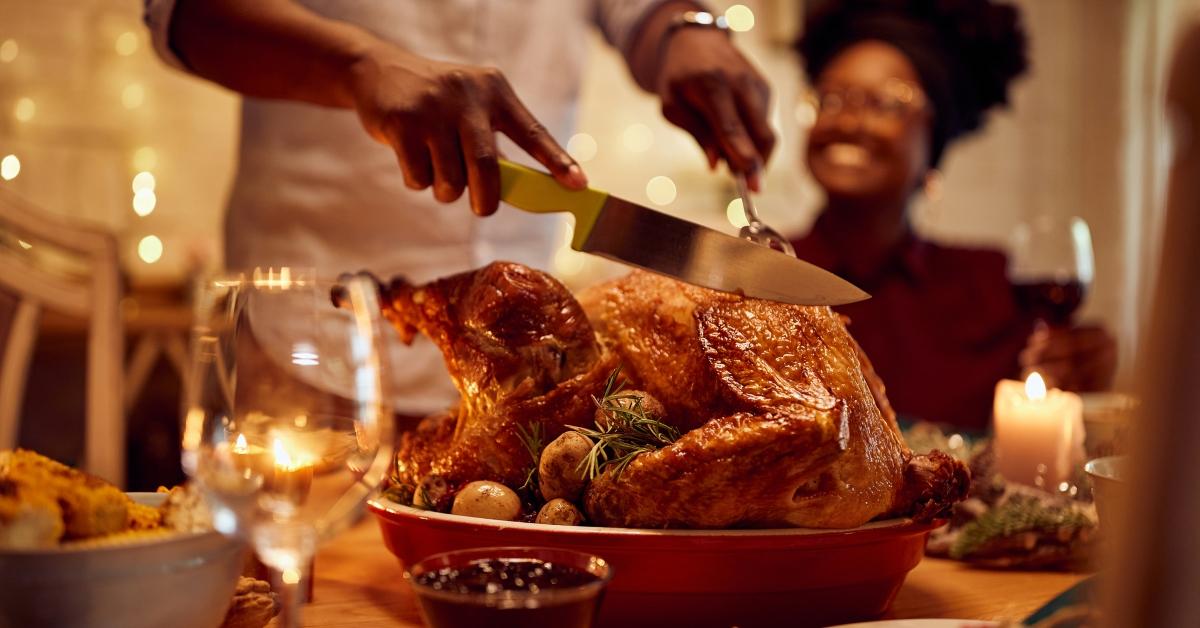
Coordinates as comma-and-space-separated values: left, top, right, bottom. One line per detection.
0, 39, 17, 64
122, 83, 145, 109
554, 247, 586, 276
726, 198, 749, 228
14, 98, 35, 122
115, 32, 139, 56
646, 176, 677, 206
132, 146, 159, 171
133, 189, 157, 217
622, 123, 653, 153
795, 100, 818, 128
132, 171, 156, 193
0, 154, 19, 181
725, 5, 755, 32
567, 133, 598, 162
137, 235, 163, 264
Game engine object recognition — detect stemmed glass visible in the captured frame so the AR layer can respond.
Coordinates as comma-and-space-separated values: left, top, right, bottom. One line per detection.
182, 268, 395, 628
1008, 215, 1095, 326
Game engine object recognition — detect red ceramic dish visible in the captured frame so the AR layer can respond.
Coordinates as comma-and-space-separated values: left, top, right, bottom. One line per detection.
368, 498, 938, 628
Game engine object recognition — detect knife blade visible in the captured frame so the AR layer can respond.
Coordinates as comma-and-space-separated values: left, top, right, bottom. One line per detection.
498, 159, 869, 306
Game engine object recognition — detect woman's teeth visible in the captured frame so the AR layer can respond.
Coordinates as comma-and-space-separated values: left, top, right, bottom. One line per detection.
825, 143, 870, 167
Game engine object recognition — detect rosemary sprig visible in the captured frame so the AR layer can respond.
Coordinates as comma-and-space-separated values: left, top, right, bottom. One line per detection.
569, 366, 680, 481
516, 422, 545, 493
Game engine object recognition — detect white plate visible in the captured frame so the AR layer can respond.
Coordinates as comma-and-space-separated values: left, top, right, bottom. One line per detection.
828, 620, 999, 628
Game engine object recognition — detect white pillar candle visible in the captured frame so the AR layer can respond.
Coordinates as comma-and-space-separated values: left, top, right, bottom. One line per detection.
993, 372, 1085, 490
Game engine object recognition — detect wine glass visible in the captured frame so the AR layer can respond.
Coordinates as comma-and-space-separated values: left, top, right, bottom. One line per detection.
182, 268, 395, 628
1008, 215, 1095, 326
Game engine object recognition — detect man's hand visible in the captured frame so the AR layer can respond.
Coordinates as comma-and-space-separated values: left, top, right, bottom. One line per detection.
349, 46, 586, 216
1019, 324, 1117, 392
655, 28, 775, 190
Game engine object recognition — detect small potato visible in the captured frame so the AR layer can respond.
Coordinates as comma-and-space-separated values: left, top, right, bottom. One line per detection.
412, 475, 450, 511
539, 432, 593, 502
536, 498, 585, 526
451, 481, 521, 521
594, 390, 666, 430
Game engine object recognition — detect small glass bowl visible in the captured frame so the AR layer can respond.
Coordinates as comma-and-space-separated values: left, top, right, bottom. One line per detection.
406, 546, 613, 628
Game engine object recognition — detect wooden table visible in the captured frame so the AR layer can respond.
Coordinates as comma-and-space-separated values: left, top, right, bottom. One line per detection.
300, 520, 1088, 627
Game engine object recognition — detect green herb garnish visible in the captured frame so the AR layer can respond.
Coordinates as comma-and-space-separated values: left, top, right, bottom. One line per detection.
950, 494, 1095, 559
516, 422, 545, 493
569, 367, 680, 481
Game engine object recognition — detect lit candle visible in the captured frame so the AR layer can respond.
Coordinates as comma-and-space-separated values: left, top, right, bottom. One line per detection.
268, 436, 314, 503
993, 372, 1085, 490
230, 433, 269, 479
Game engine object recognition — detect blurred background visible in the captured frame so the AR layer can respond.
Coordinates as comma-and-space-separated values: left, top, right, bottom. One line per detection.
0, 0, 1193, 485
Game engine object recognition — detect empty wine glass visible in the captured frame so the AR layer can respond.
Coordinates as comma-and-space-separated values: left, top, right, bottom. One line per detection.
182, 268, 395, 628
1008, 215, 1095, 326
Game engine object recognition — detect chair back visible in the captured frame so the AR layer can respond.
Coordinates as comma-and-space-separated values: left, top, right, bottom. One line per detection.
0, 188, 124, 485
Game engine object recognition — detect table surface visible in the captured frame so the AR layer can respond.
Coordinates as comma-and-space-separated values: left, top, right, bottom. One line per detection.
300, 519, 1088, 627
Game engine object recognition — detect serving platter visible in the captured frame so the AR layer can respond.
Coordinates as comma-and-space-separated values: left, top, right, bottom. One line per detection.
368, 497, 940, 628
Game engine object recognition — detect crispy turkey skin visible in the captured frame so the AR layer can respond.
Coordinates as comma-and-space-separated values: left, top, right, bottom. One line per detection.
379, 263, 967, 528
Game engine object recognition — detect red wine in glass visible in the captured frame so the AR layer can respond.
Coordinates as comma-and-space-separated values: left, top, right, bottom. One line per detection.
1012, 279, 1087, 326
1009, 216, 1094, 326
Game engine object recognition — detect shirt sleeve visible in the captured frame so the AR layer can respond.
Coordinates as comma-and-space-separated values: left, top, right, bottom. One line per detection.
143, 0, 190, 70
592, 0, 676, 55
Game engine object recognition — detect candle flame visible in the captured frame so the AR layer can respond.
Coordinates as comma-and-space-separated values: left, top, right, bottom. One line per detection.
272, 437, 294, 469
1025, 371, 1047, 400
233, 433, 248, 453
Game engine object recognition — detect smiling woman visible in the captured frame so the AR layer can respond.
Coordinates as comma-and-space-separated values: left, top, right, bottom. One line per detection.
785, 0, 1117, 430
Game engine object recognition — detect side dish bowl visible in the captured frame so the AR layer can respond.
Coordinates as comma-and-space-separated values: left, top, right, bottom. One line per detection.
0, 493, 245, 628
369, 498, 938, 628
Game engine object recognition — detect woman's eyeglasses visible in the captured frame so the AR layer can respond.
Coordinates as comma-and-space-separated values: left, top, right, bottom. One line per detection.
808, 78, 928, 122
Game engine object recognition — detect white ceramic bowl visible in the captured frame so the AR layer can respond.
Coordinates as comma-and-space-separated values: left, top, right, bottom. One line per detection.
0, 493, 245, 628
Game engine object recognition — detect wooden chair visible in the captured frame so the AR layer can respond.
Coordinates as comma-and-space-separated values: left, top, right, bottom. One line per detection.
0, 187, 124, 485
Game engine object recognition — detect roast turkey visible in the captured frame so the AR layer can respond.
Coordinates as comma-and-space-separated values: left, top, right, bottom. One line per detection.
378, 262, 967, 529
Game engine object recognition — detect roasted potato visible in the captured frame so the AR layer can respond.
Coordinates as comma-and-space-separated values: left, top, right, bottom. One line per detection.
594, 390, 666, 430
536, 498, 585, 526
412, 474, 451, 511
538, 432, 592, 502
451, 481, 521, 521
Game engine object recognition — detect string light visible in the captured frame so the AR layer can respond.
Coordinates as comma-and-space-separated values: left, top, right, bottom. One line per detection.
132, 146, 159, 171
724, 5, 755, 32
726, 198, 749, 228
566, 133, 598, 162
121, 83, 145, 109
133, 189, 157, 216
1, 154, 19, 181
622, 123, 653, 153
132, 171, 156, 193
0, 39, 17, 64
13, 98, 35, 122
115, 32, 139, 56
646, 176, 677, 205
137, 235, 163, 264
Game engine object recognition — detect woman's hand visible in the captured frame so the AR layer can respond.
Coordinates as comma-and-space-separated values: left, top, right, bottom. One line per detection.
1019, 324, 1117, 392
655, 28, 775, 190
348, 45, 587, 216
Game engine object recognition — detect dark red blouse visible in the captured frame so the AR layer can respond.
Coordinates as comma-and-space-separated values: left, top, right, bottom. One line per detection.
791, 220, 1035, 431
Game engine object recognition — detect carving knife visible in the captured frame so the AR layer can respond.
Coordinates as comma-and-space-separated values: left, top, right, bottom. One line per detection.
498, 159, 869, 306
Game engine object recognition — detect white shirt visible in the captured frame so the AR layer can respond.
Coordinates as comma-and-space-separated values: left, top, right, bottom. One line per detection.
145, 0, 665, 414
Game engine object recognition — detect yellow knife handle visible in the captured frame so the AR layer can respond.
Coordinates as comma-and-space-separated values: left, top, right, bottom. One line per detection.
498, 159, 608, 250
